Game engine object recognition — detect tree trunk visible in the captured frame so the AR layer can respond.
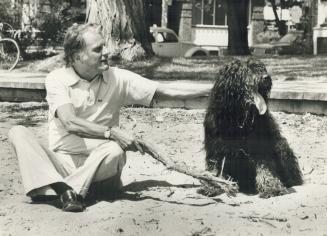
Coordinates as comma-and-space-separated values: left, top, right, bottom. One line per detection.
269, 0, 287, 36
226, 0, 250, 55
270, 0, 281, 26
86, 0, 153, 61
302, 0, 313, 54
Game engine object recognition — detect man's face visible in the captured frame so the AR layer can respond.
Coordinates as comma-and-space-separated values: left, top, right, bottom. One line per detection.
77, 30, 109, 74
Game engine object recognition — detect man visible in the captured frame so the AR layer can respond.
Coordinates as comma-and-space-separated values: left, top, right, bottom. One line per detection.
8, 23, 212, 212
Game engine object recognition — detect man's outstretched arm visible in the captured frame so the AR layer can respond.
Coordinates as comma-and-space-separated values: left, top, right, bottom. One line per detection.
153, 82, 212, 100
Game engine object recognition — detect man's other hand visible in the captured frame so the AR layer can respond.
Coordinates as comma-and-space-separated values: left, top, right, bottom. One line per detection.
110, 127, 144, 154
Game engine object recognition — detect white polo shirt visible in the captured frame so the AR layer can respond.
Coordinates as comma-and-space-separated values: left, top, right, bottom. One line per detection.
45, 66, 158, 154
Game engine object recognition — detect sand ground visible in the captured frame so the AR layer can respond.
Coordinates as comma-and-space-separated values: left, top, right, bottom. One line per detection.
0, 103, 327, 236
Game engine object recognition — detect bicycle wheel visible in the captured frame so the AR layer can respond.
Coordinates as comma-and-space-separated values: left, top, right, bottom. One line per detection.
0, 38, 20, 71
0, 22, 14, 38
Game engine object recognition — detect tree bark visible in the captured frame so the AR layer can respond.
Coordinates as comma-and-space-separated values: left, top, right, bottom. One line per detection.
86, 0, 153, 61
226, 0, 251, 55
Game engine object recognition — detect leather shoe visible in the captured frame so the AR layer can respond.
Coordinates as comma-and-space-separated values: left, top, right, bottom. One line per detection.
31, 195, 58, 202
60, 190, 84, 212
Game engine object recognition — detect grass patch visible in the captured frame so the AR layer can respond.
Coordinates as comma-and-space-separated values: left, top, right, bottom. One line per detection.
0, 102, 48, 127
15, 54, 327, 81
116, 55, 327, 81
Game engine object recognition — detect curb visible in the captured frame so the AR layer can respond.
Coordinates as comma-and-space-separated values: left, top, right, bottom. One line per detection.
1, 73, 327, 115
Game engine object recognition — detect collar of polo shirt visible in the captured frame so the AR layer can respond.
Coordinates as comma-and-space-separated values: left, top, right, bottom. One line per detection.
63, 67, 109, 87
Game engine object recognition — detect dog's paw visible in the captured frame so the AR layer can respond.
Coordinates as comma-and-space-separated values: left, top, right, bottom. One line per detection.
259, 187, 290, 199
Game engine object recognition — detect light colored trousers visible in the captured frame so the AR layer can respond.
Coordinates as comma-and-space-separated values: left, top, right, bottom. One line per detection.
8, 125, 126, 198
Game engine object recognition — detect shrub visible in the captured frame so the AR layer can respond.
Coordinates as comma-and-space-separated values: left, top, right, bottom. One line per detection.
0, 0, 21, 28
27, 0, 85, 47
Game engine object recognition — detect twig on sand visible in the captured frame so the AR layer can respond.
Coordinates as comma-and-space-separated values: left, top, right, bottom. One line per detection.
137, 139, 238, 197
219, 156, 226, 178
304, 167, 314, 175
257, 219, 277, 228
240, 215, 288, 223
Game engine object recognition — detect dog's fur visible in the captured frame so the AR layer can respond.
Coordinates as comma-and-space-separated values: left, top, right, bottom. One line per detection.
203, 58, 303, 198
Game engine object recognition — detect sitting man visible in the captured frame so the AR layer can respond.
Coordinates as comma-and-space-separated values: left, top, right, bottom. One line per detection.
8, 23, 212, 212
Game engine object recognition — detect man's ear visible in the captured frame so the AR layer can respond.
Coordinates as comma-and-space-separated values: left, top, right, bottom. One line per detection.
74, 53, 87, 63
73, 53, 81, 62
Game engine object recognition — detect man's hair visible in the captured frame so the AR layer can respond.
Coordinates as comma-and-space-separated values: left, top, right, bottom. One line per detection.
63, 23, 102, 66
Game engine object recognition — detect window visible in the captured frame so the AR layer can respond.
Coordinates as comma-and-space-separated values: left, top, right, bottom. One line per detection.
153, 32, 178, 43
192, 0, 227, 26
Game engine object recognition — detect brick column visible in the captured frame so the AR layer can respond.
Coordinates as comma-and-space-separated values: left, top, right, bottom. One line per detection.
178, 0, 192, 41
312, 0, 318, 27
251, 6, 265, 45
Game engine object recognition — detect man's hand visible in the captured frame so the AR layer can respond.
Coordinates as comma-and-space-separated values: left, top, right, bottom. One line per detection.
110, 127, 144, 154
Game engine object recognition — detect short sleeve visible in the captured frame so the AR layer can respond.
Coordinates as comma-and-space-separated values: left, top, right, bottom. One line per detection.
45, 73, 72, 118
117, 69, 158, 106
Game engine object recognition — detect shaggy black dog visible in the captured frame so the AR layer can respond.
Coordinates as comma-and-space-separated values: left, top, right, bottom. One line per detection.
203, 58, 303, 198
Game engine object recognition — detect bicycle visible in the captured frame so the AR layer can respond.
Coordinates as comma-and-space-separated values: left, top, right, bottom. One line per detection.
0, 22, 20, 71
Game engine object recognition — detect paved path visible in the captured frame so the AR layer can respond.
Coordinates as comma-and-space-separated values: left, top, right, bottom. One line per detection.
272, 80, 327, 101
1, 71, 327, 114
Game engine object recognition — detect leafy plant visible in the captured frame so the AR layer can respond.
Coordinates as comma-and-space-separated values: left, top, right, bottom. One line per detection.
0, 0, 21, 28
27, 0, 85, 47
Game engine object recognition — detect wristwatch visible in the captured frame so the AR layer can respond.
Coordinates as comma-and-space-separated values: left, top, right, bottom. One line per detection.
104, 127, 111, 139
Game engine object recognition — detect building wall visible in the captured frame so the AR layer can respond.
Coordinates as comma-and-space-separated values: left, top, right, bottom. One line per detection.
317, 0, 327, 26
170, 0, 254, 48
312, 0, 327, 54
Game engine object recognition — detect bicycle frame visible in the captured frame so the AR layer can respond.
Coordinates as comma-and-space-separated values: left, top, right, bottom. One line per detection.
0, 22, 20, 71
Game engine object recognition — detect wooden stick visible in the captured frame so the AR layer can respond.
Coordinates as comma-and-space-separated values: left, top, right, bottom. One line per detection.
240, 215, 287, 222
137, 139, 238, 196
219, 156, 226, 178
